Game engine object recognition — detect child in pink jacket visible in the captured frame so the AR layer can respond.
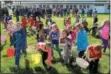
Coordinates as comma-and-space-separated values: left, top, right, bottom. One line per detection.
100, 20, 110, 53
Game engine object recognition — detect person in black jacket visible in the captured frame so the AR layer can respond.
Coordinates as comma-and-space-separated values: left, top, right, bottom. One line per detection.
15, 9, 20, 22
46, 7, 52, 18
93, 14, 98, 24
82, 18, 90, 32
64, 8, 67, 16
81, 8, 85, 17
42, 7, 46, 18
27, 9, 31, 19
34, 8, 41, 20
2, 7, 9, 16
46, 15, 52, 26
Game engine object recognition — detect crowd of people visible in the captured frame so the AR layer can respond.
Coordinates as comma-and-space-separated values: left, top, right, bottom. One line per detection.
1, 5, 110, 74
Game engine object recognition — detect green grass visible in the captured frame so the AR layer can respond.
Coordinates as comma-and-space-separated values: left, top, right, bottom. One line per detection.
1, 14, 110, 74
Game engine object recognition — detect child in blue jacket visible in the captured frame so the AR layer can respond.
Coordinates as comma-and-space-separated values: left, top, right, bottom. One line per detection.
76, 23, 89, 58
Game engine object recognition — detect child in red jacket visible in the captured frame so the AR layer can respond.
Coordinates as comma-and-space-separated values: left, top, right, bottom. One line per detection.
35, 16, 41, 41
21, 15, 28, 28
85, 45, 102, 74
29, 15, 35, 28
35, 17, 40, 29
37, 42, 52, 70
28, 15, 35, 36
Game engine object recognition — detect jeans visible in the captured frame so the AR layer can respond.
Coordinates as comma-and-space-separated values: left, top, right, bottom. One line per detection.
101, 38, 108, 52
15, 47, 26, 66
15, 48, 21, 66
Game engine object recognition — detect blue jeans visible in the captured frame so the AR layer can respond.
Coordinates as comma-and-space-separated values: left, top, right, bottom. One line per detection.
15, 48, 21, 66
15, 48, 26, 66
101, 38, 108, 52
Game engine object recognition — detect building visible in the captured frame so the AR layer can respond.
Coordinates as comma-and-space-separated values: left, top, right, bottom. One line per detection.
1, 0, 110, 13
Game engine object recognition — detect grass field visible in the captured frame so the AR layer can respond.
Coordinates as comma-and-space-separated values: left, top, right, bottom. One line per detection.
1, 14, 110, 74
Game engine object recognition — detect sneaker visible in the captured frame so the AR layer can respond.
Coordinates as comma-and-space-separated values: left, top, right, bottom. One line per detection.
15, 65, 20, 70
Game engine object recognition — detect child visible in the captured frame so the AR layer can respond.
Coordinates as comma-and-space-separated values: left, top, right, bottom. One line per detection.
90, 22, 98, 37
71, 26, 77, 48
71, 26, 77, 42
60, 29, 67, 44
28, 15, 36, 36
35, 16, 40, 29
75, 13, 80, 23
44, 27, 50, 40
38, 29, 44, 42
37, 42, 52, 70
39, 21, 43, 31
2, 14, 7, 29
85, 45, 102, 74
28, 15, 35, 28
37, 22, 44, 42
64, 25, 72, 34
64, 17, 66, 26
82, 18, 90, 32
21, 16, 28, 56
65, 17, 71, 27
6, 15, 12, 24
61, 30, 73, 65
49, 23, 61, 59
99, 20, 110, 53
7, 20, 16, 46
21, 15, 28, 29
35, 16, 41, 41
75, 23, 89, 58
46, 15, 52, 27
93, 14, 98, 24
